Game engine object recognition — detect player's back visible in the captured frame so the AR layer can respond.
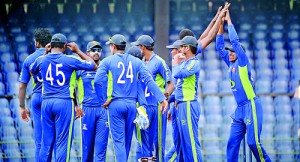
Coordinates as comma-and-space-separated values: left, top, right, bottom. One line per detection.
19, 48, 46, 93
144, 54, 171, 106
101, 53, 143, 100
37, 53, 94, 99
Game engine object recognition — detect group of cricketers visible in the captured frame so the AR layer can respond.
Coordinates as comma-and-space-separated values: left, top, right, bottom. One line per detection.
18, 2, 272, 162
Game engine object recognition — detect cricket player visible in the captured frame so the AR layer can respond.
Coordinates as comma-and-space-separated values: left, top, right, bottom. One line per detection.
18, 28, 52, 161
170, 5, 229, 161
76, 41, 109, 161
166, 6, 226, 161
215, 10, 271, 162
127, 46, 152, 161
30, 33, 97, 162
165, 40, 181, 162
94, 34, 168, 162
131, 35, 174, 162
172, 36, 202, 161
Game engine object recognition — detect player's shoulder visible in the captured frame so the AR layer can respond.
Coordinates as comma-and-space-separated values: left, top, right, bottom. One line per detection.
186, 58, 199, 70
127, 54, 141, 62
34, 55, 46, 63
65, 54, 81, 60
24, 51, 41, 63
153, 54, 168, 68
154, 54, 167, 64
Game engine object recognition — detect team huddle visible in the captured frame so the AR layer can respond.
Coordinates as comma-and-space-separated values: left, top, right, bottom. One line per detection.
18, 2, 273, 162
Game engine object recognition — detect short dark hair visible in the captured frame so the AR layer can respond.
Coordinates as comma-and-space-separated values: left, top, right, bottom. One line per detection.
179, 29, 195, 40
34, 28, 52, 47
51, 42, 65, 49
190, 46, 197, 54
145, 46, 154, 51
116, 45, 126, 51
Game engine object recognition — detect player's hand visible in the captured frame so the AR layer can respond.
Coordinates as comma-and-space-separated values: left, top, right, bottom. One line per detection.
160, 100, 168, 114
219, 2, 230, 18
20, 108, 30, 122
213, 6, 222, 21
44, 43, 51, 55
225, 10, 232, 25
164, 92, 170, 100
167, 111, 171, 122
75, 106, 84, 120
172, 53, 185, 66
102, 100, 111, 109
67, 42, 80, 53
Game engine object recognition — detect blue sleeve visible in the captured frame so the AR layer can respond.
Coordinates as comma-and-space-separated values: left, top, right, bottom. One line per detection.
158, 59, 172, 82
94, 60, 108, 105
67, 56, 95, 71
173, 60, 200, 79
228, 25, 249, 67
29, 57, 42, 75
196, 42, 203, 55
18, 59, 31, 84
138, 62, 166, 103
216, 34, 230, 66
137, 80, 147, 108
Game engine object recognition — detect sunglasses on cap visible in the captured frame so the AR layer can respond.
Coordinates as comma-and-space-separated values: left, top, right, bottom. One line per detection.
90, 48, 102, 52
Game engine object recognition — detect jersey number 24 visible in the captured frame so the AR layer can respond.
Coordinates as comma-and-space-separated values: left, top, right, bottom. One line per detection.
117, 61, 133, 84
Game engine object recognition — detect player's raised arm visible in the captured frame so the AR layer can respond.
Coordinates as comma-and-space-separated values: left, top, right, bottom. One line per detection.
198, 2, 230, 50
67, 42, 97, 70
199, 6, 222, 41
226, 10, 249, 67
216, 17, 230, 66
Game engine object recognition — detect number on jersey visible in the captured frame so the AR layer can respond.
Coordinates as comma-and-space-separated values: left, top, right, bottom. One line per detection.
145, 86, 150, 97
45, 63, 66, 86
117, 61, 134, 84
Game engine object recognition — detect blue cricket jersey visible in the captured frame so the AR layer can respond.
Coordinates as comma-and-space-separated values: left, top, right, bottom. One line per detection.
94, 53, 166, 103
173, 57, 200, 102
216, 24, 256, 104
144, 54, 172, 106
30, 53, 95, 99
196, 43, 203, 56
77, 70, 102, 107
18, 48, 45, 93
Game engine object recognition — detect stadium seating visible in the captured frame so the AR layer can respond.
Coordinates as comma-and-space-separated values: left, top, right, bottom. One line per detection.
1, 107, 11, 117
3, 148, 22, 162
272, 80, 289, 93
219, 80, 232, 94
255, 80, 271, 94
22, 147, 35, 162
